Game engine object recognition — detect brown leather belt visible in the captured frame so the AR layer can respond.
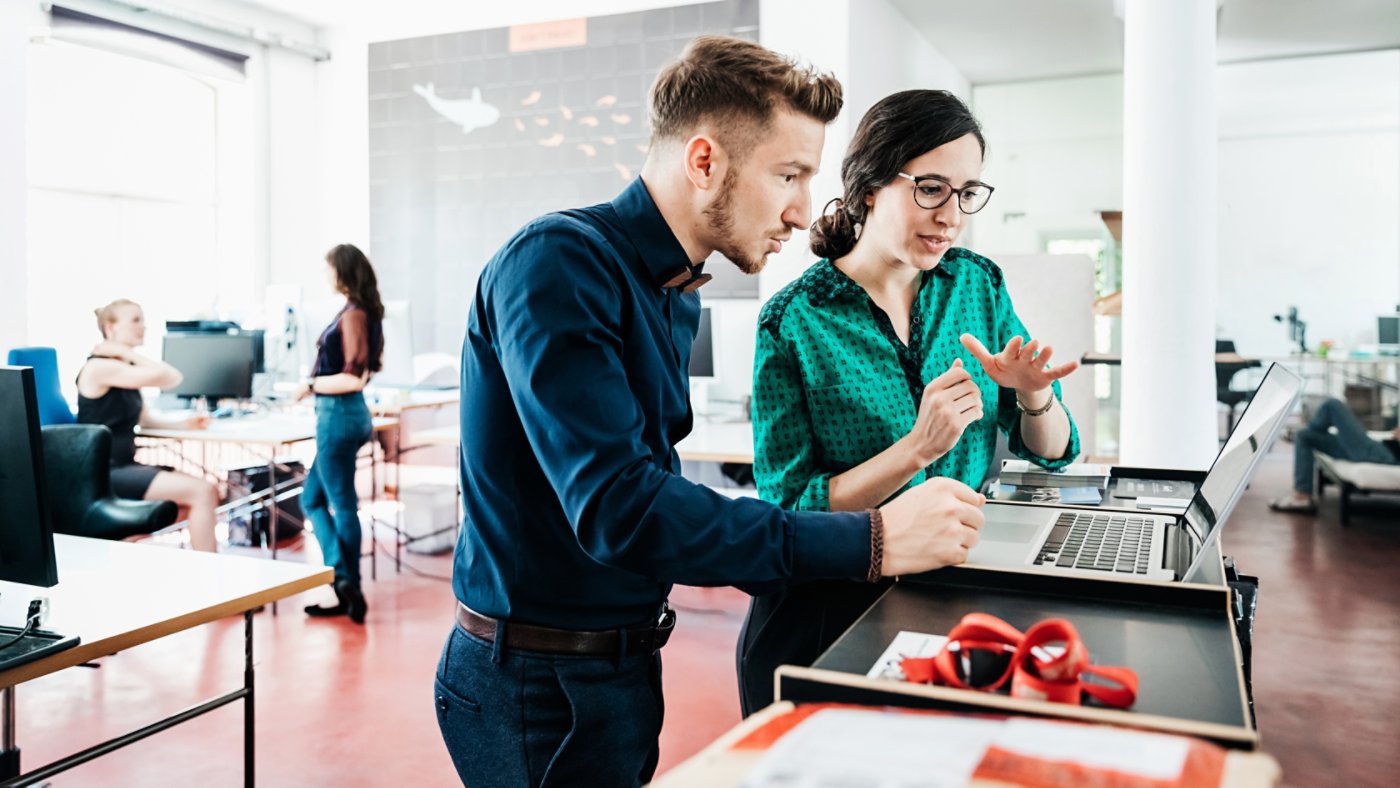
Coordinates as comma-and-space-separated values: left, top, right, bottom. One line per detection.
455, 602, 676, 657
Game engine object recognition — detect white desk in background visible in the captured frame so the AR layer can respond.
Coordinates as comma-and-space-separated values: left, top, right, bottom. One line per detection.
0, 536, 330, 787
676, 420, 754, 465
137, 414, 400, 577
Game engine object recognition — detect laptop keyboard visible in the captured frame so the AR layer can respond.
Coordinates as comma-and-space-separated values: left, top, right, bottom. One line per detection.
1033, 512, 1153, 574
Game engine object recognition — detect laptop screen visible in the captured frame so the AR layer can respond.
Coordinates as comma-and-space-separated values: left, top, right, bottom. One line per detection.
1180, 363, 1302, 583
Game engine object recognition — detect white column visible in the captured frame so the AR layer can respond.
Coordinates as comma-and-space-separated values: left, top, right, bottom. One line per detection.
0, 2, 46, 352
1119, 0, 1218, 468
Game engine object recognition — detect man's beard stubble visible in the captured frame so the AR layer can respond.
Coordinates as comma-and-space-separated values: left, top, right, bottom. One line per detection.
703, 167, 766, 276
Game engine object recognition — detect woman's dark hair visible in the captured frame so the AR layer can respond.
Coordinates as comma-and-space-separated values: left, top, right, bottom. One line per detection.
810, 90, 986, 260
326, 243, 385, 371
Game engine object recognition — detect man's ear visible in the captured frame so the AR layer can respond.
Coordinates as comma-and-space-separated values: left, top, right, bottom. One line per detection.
682, 133, 725, 191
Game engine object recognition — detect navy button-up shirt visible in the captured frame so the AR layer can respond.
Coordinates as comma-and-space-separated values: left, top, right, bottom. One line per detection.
454, 177, 872, 630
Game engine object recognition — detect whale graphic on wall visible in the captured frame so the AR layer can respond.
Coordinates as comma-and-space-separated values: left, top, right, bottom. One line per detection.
413, 84, 500, 134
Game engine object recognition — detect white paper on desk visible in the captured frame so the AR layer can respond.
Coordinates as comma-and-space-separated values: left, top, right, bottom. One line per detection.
996, 719, 1188, 780
866, 630, 947, 680
739, 709, 998, 788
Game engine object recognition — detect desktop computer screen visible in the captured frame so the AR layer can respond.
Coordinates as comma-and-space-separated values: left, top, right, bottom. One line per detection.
163, 334, 256, 400
1379, 315, 1399, 348
689, 307, 714, 380
0, 367, 61, 587
166, 321, 265, 373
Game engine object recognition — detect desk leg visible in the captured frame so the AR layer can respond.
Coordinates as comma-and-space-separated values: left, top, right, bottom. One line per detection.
269, 448, 281, 617
370, 446, 378, 582
0, 685, 18, 778
244, 610, 255, 788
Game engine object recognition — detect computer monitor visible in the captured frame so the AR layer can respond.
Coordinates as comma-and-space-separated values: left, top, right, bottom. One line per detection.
689, 307, 715, 381
375, 300, 414, 387
163, 333, 256, 400
1378, 316, 1399, 348
166, 321, 265, 373
0, 367, 60, 587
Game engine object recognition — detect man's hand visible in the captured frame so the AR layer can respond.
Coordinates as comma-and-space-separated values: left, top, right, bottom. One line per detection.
901, 359, 984, 467
959, 334, 1077, 396
877, 477, 986, 576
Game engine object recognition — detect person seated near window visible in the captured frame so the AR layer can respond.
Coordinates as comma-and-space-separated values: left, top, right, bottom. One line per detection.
738, 90, 1082, 715
76, 299, 219, 551
1269, 397, 1400, 513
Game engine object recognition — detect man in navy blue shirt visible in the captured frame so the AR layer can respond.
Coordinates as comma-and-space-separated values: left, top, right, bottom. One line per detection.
434, 36, 987, 787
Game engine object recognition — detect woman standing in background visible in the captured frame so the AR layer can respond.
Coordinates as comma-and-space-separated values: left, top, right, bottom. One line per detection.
297, 244, 384, 625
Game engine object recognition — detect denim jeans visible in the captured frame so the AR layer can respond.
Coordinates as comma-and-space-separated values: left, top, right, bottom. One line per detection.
1294, 398, 1398, 493
302, 392, 372, 585
433, 624, 664, 787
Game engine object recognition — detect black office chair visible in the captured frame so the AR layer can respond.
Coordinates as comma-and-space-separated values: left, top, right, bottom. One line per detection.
40, 425, 179, 540
1215, 340, 1254, 438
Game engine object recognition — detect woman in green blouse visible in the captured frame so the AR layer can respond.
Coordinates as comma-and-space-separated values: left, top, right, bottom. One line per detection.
738, 90, 1083, 714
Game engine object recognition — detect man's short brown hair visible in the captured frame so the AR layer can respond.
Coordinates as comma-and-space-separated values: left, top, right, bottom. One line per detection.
648, 36, 842, 152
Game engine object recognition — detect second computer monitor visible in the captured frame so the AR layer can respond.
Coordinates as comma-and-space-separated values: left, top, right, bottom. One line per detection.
689, 307, 715, 380
163, 333, 255, 400
1379, 315, 1400, 348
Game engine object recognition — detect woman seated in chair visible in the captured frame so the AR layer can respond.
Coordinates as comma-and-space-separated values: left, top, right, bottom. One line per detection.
76, 299, 219, 552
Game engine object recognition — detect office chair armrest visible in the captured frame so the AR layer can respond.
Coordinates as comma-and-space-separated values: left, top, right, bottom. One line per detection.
82, 498, 180, 540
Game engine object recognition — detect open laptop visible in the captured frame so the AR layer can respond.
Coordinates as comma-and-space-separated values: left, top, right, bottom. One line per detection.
968, 363, 1301, 584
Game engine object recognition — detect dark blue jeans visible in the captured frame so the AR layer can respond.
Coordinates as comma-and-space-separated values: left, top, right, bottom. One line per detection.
1294, 398, 1397, 493
434, 624, 664, 787
302, 392, 372, 585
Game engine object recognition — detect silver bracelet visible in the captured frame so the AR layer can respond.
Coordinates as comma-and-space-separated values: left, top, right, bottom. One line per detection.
1016, 392, 1055, 417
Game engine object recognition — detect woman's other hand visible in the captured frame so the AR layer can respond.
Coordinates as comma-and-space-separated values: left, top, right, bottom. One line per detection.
959, 333, 1078, 396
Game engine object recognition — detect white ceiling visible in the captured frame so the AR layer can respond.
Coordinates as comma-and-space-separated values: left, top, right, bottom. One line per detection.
236, 0, 1400, 84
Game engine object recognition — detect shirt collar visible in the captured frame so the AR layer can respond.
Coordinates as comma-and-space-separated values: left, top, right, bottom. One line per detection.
809, 253, 960, 305
610, 177, 701, 289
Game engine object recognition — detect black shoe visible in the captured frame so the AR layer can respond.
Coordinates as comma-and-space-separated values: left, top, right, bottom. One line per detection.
338, 580, 368, 625
304, 600, 348, 617
305, 582, 350, 618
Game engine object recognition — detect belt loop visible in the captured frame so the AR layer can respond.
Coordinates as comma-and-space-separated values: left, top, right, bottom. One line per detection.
614, 625, 628, 669
491, 619, 507, 665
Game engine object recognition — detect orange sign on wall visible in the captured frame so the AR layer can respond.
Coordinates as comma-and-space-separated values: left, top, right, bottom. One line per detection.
509, 18, 588, 53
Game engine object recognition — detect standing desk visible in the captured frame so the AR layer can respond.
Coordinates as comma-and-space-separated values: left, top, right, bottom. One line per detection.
0, 536, 330, 786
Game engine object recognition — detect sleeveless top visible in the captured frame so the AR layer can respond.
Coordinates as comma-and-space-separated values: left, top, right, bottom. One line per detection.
312, 303, 383, 379
76, 357, 143, 466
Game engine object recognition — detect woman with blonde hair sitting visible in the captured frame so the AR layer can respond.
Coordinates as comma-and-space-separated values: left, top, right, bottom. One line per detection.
76, 299, 220, 551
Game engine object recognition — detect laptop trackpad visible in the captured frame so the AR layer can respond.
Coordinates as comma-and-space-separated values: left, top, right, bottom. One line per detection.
967, 506, 1052, 567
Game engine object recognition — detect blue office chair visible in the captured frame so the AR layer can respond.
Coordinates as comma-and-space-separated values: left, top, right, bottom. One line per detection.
6, 347, 76, 425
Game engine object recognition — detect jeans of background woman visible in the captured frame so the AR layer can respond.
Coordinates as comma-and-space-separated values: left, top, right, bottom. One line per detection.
302, 392, 372, 585
1293, 398, 1398, 493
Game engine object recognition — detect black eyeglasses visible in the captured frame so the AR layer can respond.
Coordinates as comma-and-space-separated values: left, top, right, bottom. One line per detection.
897, 173, 995, 214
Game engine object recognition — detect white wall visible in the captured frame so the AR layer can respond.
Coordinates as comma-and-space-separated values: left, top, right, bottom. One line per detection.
973, 50, 1400, 358
0, 1, 43, 353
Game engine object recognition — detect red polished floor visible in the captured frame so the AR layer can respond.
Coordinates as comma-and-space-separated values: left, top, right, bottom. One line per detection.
10, 446, 1400, 785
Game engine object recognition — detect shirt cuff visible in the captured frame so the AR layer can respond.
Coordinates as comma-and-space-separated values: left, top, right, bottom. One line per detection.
789, 509, 872, 583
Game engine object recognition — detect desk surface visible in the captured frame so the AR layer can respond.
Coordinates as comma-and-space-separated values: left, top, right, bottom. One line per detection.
1081, 352, 1259, 367
676, 420, 754, 464
0, 536, 331, 689
139, 414, 398, 445
653, 701, 1279, 787
367, 388, 460, 415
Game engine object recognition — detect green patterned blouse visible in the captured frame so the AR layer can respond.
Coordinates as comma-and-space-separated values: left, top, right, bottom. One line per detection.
752, 248, 1080, 511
